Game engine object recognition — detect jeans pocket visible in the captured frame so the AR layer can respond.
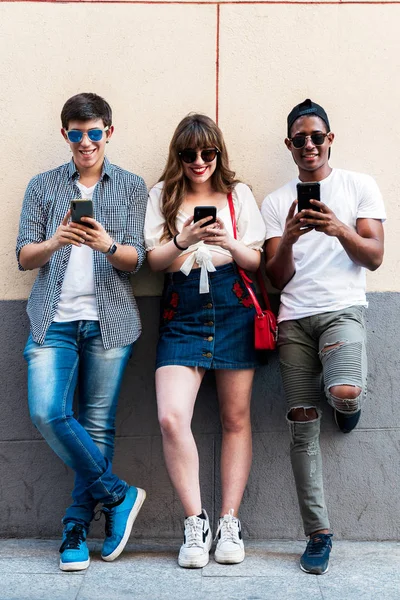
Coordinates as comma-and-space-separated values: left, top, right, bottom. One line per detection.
23, 334, 36, 360
351, 305, 366, 325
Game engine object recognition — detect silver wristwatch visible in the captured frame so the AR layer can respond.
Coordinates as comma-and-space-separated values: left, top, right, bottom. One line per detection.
105, 241, 117, 256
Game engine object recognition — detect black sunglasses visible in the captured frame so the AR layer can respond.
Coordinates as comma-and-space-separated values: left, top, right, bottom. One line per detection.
179, 148, 219, 164
289, 133, 330, 149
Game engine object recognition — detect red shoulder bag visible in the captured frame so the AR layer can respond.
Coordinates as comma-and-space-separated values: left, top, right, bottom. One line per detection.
227, 192, 277, 351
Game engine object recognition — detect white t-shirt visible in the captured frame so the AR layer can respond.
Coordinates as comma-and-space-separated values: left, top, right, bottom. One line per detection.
53, 182, 98, 322
261, 169, 386, 322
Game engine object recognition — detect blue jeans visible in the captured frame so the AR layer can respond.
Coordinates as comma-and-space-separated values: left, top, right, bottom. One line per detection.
24, 321, 133, 530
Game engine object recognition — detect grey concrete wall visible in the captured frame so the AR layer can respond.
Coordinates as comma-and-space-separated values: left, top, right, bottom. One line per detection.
0, 293, 399, 541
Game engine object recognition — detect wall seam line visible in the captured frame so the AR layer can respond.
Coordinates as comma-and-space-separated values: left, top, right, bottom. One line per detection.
216, 3, 220, 125
3, 1, 400, 5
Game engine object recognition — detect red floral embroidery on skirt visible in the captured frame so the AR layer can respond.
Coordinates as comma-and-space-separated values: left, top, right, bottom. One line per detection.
170, 292, 179, 308
163, 291, 180, 322
232, 280, 254, 308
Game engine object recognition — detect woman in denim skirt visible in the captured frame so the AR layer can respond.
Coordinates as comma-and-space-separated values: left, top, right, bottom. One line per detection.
145, 114, 266, 567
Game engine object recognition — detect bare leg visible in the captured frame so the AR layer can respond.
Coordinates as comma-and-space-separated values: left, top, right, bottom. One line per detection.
156, 365, 205, 517
215, 369, 255, 516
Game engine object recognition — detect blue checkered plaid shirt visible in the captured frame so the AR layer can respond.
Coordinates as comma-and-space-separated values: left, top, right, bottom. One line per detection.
16, 158, 147, 349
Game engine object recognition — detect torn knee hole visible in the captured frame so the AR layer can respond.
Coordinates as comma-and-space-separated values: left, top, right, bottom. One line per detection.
329, 385, 362, 400
328, 386, 362, 413
288, 407, 318, 422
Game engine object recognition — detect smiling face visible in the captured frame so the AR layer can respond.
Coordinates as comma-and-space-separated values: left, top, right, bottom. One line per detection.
285, 115, 334, 182
62, 118, 113, 176
181, 147, 218, 188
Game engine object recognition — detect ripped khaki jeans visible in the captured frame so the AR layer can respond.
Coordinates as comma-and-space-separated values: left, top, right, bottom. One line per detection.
278, 305, 367, 535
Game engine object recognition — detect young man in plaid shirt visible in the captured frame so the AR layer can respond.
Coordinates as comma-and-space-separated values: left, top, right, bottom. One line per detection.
16, 93, 147, 571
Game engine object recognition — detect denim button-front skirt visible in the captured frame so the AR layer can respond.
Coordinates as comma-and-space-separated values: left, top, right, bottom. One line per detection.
156, 263, 260, 370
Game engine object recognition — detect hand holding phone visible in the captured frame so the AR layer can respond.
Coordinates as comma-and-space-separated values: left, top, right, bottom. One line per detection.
70, 199, 94, 226
193, 206, 217, 228
296, 183, 321, 212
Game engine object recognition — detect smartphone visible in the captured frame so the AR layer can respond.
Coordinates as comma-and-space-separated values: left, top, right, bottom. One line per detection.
193, 206, 217, 228
70, 199, 93, 226
296, 182, 321, 212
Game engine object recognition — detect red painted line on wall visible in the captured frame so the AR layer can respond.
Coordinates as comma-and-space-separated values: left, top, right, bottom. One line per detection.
2, 1, 400, 5
216, 4, 220, 125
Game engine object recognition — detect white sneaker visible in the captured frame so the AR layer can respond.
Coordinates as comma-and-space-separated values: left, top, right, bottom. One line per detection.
178, 509, 212, 568
214, 509, 245, 564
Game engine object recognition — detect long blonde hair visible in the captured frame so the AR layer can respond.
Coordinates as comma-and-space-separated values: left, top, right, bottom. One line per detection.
159, 114, 240, 242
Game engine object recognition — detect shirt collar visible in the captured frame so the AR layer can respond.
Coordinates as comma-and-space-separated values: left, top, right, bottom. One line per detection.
68, 156, 113, 181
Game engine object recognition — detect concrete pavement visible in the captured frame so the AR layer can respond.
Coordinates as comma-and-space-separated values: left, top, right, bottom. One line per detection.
0, 538, 399, 600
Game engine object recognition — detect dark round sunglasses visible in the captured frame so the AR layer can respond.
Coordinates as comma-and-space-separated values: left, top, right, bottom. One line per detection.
65, 126, 109, 144
178, 148, 219, 164
289, 132, 330, 149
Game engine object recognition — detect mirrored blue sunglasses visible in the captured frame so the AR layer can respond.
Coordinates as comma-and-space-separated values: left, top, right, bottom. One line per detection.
65, 126, 109, 143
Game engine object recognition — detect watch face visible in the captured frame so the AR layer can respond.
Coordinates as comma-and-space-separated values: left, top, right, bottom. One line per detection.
108, 243, 117, 255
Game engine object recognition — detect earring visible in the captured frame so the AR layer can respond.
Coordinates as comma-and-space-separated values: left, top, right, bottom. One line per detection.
106, 140, 110, 144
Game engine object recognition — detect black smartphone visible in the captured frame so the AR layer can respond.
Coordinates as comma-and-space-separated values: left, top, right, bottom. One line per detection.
296, 182, 321, 212
70, 199, 93, 226
193, 206, 217, 228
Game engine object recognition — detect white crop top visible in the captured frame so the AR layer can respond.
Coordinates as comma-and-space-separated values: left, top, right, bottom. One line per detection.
145, 182, 267, 292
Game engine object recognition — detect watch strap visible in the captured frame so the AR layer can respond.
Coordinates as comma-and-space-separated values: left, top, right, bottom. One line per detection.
105, 241, 117, 256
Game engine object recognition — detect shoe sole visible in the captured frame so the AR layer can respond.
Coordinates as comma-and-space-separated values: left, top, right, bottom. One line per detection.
59, 558, 90, 571
178, 553, 210, 568
214, 548, 245, 564
300, 563, 329, 575
101, 487, 146, 562
178, 530, 212, 569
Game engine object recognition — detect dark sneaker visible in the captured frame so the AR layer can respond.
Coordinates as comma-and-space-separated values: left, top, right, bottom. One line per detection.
300, 533, 333, 575
101, 486, 146, 562
214, 509, 245, 564
59, 523, 90, 571
334, 409, 361, 433
178, 509, 212, 568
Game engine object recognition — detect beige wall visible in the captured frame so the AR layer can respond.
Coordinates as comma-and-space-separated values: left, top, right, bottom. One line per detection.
1, 2, 398, 298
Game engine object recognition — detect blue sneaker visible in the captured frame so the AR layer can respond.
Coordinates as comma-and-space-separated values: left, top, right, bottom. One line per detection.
300, 533, 333, 575
59, 523, 90, 571
101, 486, 146, 562
334, 409, 361, 433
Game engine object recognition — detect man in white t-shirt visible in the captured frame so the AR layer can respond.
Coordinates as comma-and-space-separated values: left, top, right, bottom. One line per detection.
261, 99, 385, 575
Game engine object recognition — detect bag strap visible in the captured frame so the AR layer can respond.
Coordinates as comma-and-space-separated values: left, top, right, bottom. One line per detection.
256, 267, 272, 312
227, 192, 265, 318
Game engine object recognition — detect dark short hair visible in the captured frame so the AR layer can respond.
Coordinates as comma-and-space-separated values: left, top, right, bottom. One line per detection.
61, 93, 112, 129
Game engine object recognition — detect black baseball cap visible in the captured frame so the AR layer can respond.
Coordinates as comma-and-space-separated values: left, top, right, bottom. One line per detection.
287, 99, 330, 137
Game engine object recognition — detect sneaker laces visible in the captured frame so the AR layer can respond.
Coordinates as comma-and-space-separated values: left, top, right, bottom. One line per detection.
94, 506, 114, 538
214, 509, 239, 543
184, 516, 204, 547
59, 524, 86, 553
306, 534, 333, 556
